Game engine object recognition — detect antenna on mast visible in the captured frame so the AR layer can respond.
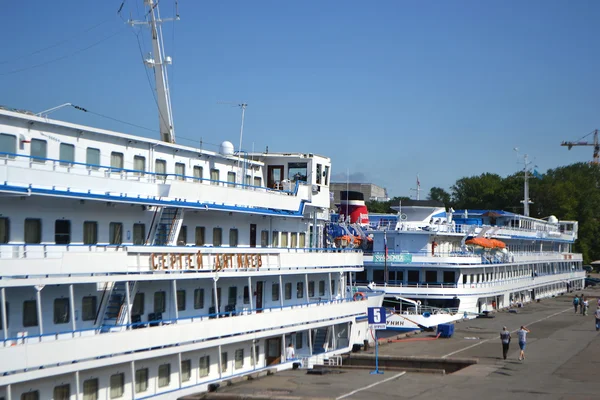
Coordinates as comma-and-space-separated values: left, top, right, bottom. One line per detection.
514, 147, 535, 217
217, 101, 248, 166
128, 0, 179, 144
410, 174, 422, 200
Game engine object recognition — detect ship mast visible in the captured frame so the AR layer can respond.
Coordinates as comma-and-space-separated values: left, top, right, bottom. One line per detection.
129, 0, 179, 143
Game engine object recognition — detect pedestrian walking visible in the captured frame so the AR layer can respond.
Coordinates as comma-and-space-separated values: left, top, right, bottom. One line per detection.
580, 295, 585, 315
573, 295, 579, 313
517, 325, 530, 361
500, 326, 511, 360
583, 298, 589, 316
595, 306, 600, 332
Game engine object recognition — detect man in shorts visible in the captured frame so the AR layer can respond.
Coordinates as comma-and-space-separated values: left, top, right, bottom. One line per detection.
517, 325, 530, 361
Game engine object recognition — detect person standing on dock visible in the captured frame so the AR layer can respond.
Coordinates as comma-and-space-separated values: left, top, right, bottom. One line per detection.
573, 295, 579, 313
517, 326, 530, 361
500, 326, 511, 360
595, 306, 600, 331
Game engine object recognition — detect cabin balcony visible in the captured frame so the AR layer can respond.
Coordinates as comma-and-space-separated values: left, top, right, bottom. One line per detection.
0, 245, 363, 279
0, 298, 364, 378
0, 153, 311, 215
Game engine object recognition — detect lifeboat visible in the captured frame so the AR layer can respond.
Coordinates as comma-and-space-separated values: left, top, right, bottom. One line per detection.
489, 239, 506, 249
465, 237, 506, 249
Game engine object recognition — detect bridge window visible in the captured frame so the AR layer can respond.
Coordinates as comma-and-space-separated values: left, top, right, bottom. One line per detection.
109, 222, 123, 245
83, 221, 97, 244
210, 169, 219, 185
290, 232, 297, 248
55, 219, 71, 244
261, 230, 269, 247
24, 218, 41, 244
324, 165, 330, 185
285, 282, 292, 300
53, 298, 69, 324
281, 232, 288, 248
83, 378, 98, 400
319, 281, 325, 296
30, 139, 47, 162
53, 384, 70, 400
271, 231, 279, 247
373, 270, 385, 283
227, 171, 236, 187
199, 355, 210, 377
109, 373, 124, 399
296, 282, 304, 299
0, 217, 8, 243
82, 296, 97, 321
175, 163, 185, 180
193, 166, 203, 182
181, 359, 192, 382
86, 147, 100, 169
235, 349, 244, 369
134, 156, 146, 175
135, 368, 148, 393
22, 300, 38, 327
299, 232, 306, 248
20, 391, 39, 400
229, 229, 238, 247
59, 143, 74, 166
425, 271, 437, 283
253, 176, 262, 187
272, 283, 280, 301
316, 163, 322, 184
0, 133, 16, 157
133, 223, 145, 245
195, 226, 205, 246
308, 281, 315, 297
177, 290, 186, 311
155, 159, 167, 178
110, 152, 124, 170
194, 289, 204, 309
288, 162, 307, 182
213, 228, 222, 247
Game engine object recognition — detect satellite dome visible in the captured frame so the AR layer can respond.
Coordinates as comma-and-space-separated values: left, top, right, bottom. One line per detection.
219, 141, 235, 156
547, 215, 558, 224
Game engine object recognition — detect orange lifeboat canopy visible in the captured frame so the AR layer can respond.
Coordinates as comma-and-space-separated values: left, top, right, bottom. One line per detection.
465, 238, 495, 248
489, 239, 506, 249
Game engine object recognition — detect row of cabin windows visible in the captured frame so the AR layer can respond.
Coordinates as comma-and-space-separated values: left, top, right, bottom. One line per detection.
0, 218, 306, 247
0, 281, 336, 330
0, 134, 263, 186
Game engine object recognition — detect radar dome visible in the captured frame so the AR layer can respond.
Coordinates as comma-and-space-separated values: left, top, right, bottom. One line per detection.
548, 215, 558, 224
219, 141, 235, 156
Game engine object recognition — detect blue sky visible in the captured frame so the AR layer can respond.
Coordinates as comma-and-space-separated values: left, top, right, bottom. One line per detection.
2, 0, 599, 197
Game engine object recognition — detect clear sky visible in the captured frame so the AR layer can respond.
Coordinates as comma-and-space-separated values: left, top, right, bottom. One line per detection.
2, 0, 599, 197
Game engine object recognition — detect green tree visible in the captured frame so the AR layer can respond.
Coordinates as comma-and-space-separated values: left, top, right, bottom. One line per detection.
428, 187, 451, 205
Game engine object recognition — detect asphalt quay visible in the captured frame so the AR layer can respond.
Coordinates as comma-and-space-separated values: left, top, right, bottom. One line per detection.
196, 286, 600, 400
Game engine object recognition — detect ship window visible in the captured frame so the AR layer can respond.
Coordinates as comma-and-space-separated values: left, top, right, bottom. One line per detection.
443, 271, 456, 283
133, 223, 145, 245
133, 155, 146, 175
30, 139, 47, 162
20, 391, 39, 400
109, 222, 123, 245
299, 232, 306, 248
82, 296, 97, 321
296, 332, 303, 349
135, 368, 148, 393
199, 355, 210, 377
110, 152, 124, 170
253, 176, 262, 187
53, 298, 70, 324
175, 162, 185, 180
178, 225, 187, 246
210, 168, 219, 185
0, 301, 8, 329
245, 174, 251, 185
331, 280, 336, 296
285, 282, 292, 300
155, 159, 167, 178
154, 291, 166, 313
407, 270, 419, 283
235, 349, 244, 369
109, 373, 124, 399
83, 378, 98, 400
281, 232, 288, 248
177, 290, 186, 311
288, 162, 307, 182
324, 165, 330, 185
0, 217, 8, 243
227, 171, 236, 187
193, 166, 203, 182
0, 133, 17, 157
132, 293, 144, 316
319, 281, 325, 296
181, 359, 192, 382
221, 352, 228, 372
308, 281, 315, 297
290, 232, 297, 248
213, 228, 222, 247
260, 230, 269, 247
158, 364, 171, 387
59, 143, 75, 166
297, 282, 304, 299
83, 221, 97, 244
271, 231, 279, 247
53, 384, 70, 400
195, 226, 205, 246
228, 286, 237, 307
55, 219, 71, 244
194, 288, 204, 309
24, 218, 41, 244
316, 163, 322, 184
23, 300, 37, 327
86, 147, 100, 169
229, 228, 238, 247
355, 271, 367, 282
272, 283, 280, 302
243, 286, 249, 304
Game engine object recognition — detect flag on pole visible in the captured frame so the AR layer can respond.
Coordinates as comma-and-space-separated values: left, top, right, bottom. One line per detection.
417, 174, 420, 187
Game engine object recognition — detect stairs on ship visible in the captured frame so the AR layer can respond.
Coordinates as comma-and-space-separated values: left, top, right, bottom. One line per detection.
149, 207, 185, 245
312, 327, 330, 354
100, 281, 137, 333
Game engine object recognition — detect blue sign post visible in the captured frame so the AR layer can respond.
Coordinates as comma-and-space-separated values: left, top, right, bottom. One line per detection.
367, 306, 386, 375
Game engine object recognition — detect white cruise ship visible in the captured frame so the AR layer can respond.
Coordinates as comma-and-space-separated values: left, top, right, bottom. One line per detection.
0, 2, 383, 399
331, 194, 586, 332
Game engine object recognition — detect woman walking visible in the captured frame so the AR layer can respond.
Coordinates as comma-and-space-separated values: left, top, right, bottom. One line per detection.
517, 325, 530, 361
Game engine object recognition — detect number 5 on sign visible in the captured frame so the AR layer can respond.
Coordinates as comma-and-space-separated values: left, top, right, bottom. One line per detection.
368, 307, 386, 330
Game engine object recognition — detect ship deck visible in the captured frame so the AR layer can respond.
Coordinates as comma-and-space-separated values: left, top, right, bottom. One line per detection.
191, 280, 600, 400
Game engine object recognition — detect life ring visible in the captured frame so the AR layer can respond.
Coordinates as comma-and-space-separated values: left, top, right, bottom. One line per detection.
353, 292, 366, 301
400, 213, 408, 221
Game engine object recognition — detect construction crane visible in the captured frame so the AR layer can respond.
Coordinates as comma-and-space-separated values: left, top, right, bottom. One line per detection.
561, 129, 599, 164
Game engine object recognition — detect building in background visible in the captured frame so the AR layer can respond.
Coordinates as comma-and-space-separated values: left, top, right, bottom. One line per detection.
330, 182, 389, 207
